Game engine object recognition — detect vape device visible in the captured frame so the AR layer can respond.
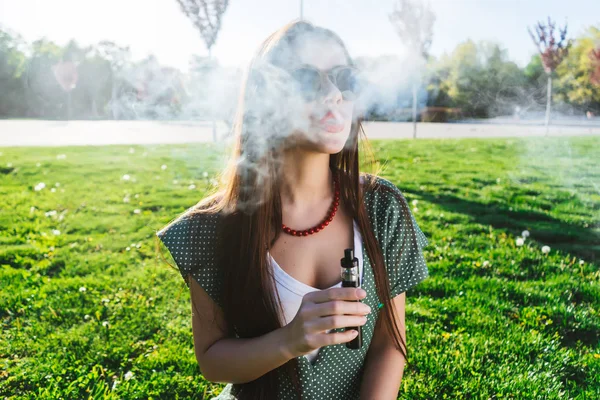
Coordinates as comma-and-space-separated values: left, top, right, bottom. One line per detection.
340, 248, 363, 349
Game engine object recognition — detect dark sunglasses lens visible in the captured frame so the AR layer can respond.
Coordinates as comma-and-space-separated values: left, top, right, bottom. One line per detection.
330, 67, 362, 100
291, 68, 321, 99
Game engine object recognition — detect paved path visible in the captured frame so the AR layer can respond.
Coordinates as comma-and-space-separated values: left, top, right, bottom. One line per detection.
0, 120, 598, 147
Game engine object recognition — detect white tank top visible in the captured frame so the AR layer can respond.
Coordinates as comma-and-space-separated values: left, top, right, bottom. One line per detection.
267, 220, 364, 364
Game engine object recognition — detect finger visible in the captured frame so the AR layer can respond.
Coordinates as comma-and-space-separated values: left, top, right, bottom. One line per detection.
309, 287, 366, 304
309, 314, 368, 333
321, 329, 360, 347
315, 300, 371, 318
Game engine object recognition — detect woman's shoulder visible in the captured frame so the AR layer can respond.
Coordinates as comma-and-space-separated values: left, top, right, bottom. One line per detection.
361, 173, 408, 210
157, 207, 220, 241
155, 205, 223, 276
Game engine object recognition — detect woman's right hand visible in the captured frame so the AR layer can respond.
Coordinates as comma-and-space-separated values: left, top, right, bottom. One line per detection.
282, 287, 371, 358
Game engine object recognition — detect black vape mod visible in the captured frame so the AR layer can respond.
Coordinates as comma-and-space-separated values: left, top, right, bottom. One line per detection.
340, 248, 363, 349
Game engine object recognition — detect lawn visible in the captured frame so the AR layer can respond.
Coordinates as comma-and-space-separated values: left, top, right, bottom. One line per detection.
1, 135, 599, 399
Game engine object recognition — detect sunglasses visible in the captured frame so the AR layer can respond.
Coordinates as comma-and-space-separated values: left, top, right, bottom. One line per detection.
289, 64, 364, 101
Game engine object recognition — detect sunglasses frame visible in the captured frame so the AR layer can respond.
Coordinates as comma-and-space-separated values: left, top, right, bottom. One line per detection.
289, 64, 362, 101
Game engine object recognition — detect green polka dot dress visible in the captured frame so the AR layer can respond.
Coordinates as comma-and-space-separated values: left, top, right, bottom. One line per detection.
156, 175, 430, 399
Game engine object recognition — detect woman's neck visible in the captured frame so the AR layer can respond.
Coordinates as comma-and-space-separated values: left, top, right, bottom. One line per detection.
279, 151, 334, 208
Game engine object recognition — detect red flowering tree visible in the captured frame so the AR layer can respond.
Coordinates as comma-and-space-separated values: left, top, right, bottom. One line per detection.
590, 47, 600, 86
528, 17, 571, 135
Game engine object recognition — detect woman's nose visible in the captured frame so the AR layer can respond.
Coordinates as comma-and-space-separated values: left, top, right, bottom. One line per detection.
321, 77, 343, 105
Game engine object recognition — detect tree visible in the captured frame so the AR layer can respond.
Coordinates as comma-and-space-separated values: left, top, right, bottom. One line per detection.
176, 0, 230, 141
94, 41, 133, 119
429, 40, 525, 119
554, 26, 600, 114
389, 0, 435, 138
0, 28, 28, 117
591, 46, 600, 87
184, 55, 240, 127
25, 38, 64, 118
528, 17, 572, 135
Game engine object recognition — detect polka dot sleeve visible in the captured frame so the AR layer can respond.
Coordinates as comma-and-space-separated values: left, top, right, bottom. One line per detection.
156, 212, 224, 309
380, 182, 430, 298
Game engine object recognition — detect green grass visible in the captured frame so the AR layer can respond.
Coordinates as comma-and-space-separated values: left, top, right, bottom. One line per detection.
0, 136, 599, 399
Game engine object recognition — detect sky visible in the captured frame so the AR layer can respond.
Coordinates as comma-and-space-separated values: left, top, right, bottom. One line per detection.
0, 0, 598, 72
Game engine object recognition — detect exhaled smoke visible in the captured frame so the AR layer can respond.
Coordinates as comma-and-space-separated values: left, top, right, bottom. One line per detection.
211, 30, 426, 213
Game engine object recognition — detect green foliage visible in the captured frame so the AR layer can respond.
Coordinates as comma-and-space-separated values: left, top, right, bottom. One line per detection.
428, 40, 526, 117
0, 137, 598, 398
0, 29, 28, 117
555, 26, 600, 110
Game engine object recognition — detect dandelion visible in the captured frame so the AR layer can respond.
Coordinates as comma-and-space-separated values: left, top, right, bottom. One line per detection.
102, 321, 109, 328
52, 229, 61, 236
56, 154, 66, 160
34, 182, 46, 191
79, 287, 87, 293
84, 314, 90, 320
126, 246, 131, 251
188, 184, 196, 190
45, 210, 57, 217
522, 230, 530, 238
413, 207, 418, 213
124, 371, 134, 381
134, 194, 139, 198
7, 162, 12, 167
123, 195, 130, 203
516, 238, 524, 246
541, 245, 550, 254
50, 188, 56, 193
30, 206, 36, 214
202, 171, 208, 178
482, 260, 490, 267
112, 380, 120, 390
412, 199, 419, 206
161, 164, 167, 170
496, 178, 501, 184
101, 298, 110, 304
36, 162, 41, 167
210, 178, 218, 186
129, 148, 135, 154
579, 259, 584, 266
133, 209, 141, 214
55, 182, 60, 187
173, 179, 179, 184
121, 174, 131, 181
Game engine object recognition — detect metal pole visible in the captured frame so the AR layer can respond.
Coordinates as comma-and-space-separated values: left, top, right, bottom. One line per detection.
545, 74, 552, 137
412, 83, 417, 139
209, 47, 217, 142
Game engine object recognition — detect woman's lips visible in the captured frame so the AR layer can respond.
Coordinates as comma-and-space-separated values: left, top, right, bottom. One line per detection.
318, 111, 345, 133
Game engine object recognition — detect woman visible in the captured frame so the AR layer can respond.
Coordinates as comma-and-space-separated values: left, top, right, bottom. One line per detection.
156, 19, 429, 400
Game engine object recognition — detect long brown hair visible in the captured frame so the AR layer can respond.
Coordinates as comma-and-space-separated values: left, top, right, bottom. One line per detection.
163, 19, 414, 400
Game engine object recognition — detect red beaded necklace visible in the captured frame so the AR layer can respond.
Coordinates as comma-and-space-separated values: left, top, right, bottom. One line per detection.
282, 173, 340, 237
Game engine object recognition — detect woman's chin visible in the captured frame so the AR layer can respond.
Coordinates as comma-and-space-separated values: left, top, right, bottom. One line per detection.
314, 124, 352, 152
